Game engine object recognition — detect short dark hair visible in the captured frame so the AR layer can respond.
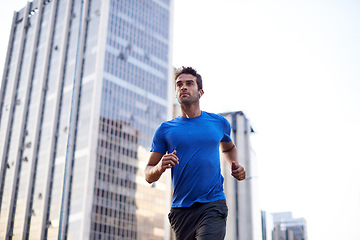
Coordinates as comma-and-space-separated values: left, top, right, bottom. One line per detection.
174, 66, 203, 90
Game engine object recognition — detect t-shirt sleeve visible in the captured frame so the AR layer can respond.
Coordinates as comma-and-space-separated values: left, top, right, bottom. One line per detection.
221, 117, 232, 142
150, 124, 168, 154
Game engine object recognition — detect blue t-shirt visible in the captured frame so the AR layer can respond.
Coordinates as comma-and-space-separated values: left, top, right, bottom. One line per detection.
150, 111, 232, 208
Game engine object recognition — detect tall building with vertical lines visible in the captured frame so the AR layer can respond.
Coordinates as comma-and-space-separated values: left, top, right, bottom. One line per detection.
221, 111, 262, 240
0, 0, 174, 239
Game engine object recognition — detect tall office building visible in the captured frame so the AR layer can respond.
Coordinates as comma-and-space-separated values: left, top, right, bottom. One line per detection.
221, 111, 262, 240
0, 0, 173, 239
261, 210, 274, 240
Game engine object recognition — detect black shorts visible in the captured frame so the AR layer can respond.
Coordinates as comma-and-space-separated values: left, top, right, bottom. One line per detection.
168, 200, 228, 240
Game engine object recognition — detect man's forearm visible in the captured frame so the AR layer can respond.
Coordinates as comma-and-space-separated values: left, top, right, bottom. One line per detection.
222, 146, 246, 181
145, 165, 162, 184
222, 145, 238, 167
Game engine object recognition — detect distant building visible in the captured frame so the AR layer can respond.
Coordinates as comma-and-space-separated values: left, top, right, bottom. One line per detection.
0, 0, 173, 239
271, 212, 308, 240
221, 111, 262, 240
261, 210, 274, 240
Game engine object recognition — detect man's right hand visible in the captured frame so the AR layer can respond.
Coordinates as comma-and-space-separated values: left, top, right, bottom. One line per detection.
158, 150, 178, 173
145, 150, 178, 184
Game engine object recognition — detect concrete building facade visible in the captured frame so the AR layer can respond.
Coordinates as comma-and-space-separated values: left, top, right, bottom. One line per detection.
0, 0, 173, 239
261, 210, 274, 240
221, 111, 262, 240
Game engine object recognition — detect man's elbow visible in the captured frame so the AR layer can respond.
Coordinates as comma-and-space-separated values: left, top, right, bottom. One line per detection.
145, 175, 154, 184
222, 144, 236, 153
144, 166, 155, 184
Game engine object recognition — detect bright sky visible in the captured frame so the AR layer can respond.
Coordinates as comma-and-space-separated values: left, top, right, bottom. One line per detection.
173, 1, 360, 239
1, 0, 359, 239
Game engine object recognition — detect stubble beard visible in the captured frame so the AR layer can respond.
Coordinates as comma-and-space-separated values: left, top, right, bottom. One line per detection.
178, 95, 198, 106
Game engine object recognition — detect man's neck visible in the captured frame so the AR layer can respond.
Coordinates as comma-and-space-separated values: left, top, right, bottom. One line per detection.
181, 105, 201, 118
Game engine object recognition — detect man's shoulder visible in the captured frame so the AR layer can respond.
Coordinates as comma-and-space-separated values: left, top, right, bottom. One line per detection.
203, 111, 228, 122
158, 116, 182, 128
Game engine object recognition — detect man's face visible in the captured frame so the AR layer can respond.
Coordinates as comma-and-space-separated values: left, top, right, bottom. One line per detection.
175, 74, 202, 105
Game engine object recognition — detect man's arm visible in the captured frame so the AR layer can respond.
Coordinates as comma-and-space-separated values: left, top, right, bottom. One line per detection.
220, 141, 246, 181
145, 150, 178, 184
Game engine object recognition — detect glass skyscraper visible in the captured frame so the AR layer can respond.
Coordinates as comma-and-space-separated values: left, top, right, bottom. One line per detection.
0, 0, 173, 239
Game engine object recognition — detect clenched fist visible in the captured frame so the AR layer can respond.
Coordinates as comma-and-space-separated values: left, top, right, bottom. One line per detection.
231, 161, 246, 181
158, 150, 179, 173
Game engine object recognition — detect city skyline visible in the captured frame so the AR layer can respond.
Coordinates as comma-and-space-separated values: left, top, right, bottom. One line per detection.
1, 0, 360, 240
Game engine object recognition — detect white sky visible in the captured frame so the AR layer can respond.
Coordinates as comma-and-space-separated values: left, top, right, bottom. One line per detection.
172, 1, 360, 239
1, 0, 359, 239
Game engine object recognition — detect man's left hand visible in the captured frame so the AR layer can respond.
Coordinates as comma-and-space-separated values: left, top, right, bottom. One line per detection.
231, 162, 246, 181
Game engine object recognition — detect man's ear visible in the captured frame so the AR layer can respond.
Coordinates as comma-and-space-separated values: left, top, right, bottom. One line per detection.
199, 89, 204, 98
